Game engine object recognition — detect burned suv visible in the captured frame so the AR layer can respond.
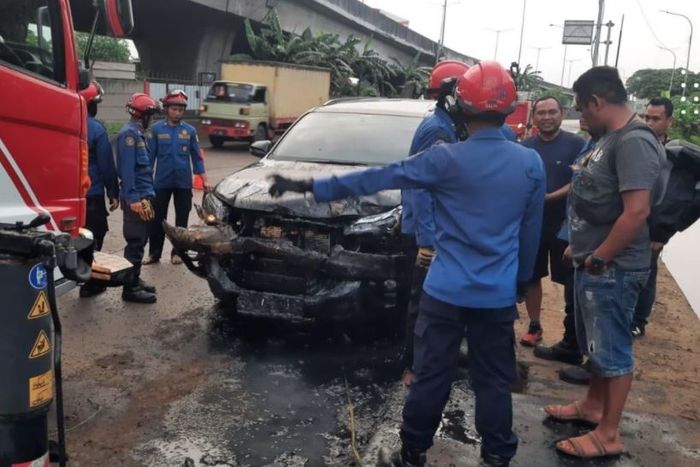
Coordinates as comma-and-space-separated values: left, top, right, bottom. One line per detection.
167, 99, 434, 325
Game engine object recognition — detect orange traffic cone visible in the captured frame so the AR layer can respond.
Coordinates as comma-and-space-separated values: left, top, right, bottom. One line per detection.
193, 148, 206, 190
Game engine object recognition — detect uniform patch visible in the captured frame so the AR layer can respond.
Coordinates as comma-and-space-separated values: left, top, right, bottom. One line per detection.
181, 145, 188, 152
158, 133, 171, 140
125, 136, 135, 146
137, 141, 146, 148
178, 129, 190, 140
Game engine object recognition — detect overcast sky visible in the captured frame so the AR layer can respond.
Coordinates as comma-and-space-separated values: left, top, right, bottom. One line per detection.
362, 0, 699, 88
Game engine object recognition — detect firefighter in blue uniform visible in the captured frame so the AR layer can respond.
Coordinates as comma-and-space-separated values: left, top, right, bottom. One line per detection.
144, 89, 208, 265
400, 60, 469, 386
269, 62, 545, 467
80, 83, 120, 297
116, 93, 160, 304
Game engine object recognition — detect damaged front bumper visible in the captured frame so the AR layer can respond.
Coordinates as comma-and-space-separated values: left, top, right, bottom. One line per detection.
164, 222, 409, 321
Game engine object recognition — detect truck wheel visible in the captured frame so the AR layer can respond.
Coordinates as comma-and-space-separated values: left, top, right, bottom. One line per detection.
253, 124, 268, 143
209, 135, 224, 148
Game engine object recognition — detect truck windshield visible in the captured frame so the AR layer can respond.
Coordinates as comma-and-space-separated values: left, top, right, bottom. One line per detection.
268, 112, 423, 166
206, 83, 254, 103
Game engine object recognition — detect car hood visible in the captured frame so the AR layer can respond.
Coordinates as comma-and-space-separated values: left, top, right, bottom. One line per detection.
214, 159, 400, 220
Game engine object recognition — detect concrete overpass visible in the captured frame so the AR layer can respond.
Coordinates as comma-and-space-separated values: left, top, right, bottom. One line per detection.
124, 0, 478, 81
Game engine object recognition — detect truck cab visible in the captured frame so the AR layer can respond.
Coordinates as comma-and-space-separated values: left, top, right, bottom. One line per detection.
199, 81, 269, 148
0, 0, 134, 292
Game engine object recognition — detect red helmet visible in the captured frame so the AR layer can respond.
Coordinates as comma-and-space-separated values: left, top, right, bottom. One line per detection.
126, 93, 160, 117
161, 89, 188, 107
455, 61, 517, 116
427, 60, 470, 97
80, 81, 104, 104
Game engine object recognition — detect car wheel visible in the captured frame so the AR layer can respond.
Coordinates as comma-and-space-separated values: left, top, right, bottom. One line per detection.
209, 135, 224, 148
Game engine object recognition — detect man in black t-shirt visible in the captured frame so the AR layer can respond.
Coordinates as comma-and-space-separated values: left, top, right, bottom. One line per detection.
520, 96, 586, 348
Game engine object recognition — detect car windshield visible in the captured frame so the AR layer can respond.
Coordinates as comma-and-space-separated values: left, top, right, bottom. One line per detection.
206, 83, 254, 103
268, 111, 423, 166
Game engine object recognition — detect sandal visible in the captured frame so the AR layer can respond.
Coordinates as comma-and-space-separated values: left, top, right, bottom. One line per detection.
544, 401, 600, 425
556, 431, 623, 459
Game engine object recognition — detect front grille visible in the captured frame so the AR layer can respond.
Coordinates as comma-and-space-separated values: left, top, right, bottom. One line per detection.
255, 218, 333, 254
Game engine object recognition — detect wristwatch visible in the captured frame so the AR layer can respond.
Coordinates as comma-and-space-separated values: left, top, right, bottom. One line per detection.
587, 254, 607, 274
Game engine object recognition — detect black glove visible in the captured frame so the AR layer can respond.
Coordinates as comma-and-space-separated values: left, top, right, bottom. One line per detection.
516, 281, 528, 304
268, 175, 313, 198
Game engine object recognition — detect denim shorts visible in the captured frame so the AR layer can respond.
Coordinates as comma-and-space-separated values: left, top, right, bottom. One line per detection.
574, 266, 649, 377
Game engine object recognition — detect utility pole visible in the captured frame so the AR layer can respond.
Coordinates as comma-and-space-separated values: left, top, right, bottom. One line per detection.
592, 0, 605, 66
614, 14, 625, 68
436, 0, 448, 63
661, 10, 694, 98
603, 20, 615, 65
517, 0, 527, 65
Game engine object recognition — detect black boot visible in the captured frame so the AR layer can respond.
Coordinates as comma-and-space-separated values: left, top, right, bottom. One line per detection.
534, 341, 582, 365
79, 281, 107, 298
558, 359, 592, 385
377, 446, 426, 467
122, 265, 156, 304
481, 451, 510, 466
138, 278, 156, 293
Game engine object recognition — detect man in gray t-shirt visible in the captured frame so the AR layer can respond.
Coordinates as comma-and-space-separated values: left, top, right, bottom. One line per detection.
569, 121, 665, 268
543, 67, 665, 461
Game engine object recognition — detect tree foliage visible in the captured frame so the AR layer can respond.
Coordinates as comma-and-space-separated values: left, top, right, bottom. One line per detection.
232, 10, 430, 98
626, 68, 700, 99
75, 32, 131, 63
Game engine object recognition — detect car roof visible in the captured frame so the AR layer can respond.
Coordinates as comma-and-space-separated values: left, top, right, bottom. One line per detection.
315, 98, 435, 117
212, 80, 264, 88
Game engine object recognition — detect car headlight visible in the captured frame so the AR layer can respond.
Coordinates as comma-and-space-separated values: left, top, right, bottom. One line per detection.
200, 119, 211, 125
343, 206, 402, 236
202, 192, 229, 224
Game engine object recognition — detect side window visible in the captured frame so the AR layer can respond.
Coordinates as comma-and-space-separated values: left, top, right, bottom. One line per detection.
253, 87, 266, 104
0, 0, 65, 83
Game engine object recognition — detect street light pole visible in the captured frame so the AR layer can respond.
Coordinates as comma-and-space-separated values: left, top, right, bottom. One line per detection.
661, 10, 694, 98
549, 24, 567, 86
517, 0, 527, 65
436, 0, 448, 63
489, 28, 513, 61
567, 58, 582, 86
530, 46, 551, 72
658, 46, 678, 93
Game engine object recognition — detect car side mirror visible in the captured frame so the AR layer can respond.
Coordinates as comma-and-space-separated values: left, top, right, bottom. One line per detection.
249, 140, 272, 158
100, 0, 134, 37
78, 67, 92, 90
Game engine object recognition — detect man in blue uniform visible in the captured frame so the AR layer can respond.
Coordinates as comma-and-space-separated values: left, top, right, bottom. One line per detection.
144, 90, 208, 265
80, 83, 120, 298
400, 60, 469, 387
269, 62, 545, 467
116, 93, 160, 304
519, 96, 586, 347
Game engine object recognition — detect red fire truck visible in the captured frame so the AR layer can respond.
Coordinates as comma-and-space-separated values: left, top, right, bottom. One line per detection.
0, 0, 134, 291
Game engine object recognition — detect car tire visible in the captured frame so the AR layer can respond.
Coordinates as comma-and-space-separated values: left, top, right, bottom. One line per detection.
209, 135, 224, 148
253, 124, 267, 143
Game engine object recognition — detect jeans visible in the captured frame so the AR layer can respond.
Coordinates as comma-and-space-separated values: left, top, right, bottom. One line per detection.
574, 267, 649, 377
632, 249, 660, 328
